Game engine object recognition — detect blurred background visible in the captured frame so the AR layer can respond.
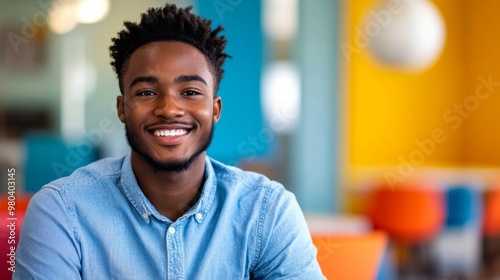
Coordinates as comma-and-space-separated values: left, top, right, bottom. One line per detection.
2, 0, 500, 279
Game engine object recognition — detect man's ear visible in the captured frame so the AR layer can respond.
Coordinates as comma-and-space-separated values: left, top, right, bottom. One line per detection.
117, 95, 126, 123
213, 96, 222, 124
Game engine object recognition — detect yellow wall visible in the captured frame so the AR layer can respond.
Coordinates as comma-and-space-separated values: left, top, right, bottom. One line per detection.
346, 0, 500, 168
465, 1, 500, 165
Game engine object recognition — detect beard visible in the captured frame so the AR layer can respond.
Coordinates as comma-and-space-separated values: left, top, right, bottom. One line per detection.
125, 123, 215, 173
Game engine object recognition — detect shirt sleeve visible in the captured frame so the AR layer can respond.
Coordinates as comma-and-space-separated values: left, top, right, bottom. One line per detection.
251, 185, 326, 280
13, 186, 82, 280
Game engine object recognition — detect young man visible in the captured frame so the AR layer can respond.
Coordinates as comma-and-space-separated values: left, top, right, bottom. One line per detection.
14, 4, 325, 279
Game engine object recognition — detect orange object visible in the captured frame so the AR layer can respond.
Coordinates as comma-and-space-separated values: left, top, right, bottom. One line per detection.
366, 182, 445, 244
312, 231, 388, 280
483, 187, 500, 236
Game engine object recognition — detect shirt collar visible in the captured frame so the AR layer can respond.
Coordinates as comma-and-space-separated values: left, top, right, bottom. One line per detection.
119, 152, 217, 224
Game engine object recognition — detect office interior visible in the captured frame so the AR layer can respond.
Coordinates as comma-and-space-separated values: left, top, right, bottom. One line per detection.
2, 0, 500, 279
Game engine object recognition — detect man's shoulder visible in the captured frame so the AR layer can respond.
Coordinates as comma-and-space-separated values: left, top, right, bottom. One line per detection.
47, 154, 126, 191
208, 157, 287, 195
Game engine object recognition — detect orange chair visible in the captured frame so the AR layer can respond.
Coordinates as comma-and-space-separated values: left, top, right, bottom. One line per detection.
364, 181, 445, 277
482, 184, 500, 275
483, 187, 500, 236
365, 182, 445, 244
312, 231, 388, 280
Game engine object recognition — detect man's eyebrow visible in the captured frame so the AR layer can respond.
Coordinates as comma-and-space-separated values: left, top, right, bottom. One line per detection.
129, 76, 159, 89
174, 75, 207, 85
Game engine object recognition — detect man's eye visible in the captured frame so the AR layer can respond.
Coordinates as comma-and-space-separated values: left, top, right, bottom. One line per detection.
183, 91, 200, 96
137, 91, 156, 96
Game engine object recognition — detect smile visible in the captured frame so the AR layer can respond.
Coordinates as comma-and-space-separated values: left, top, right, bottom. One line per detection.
153, 129, 188, 137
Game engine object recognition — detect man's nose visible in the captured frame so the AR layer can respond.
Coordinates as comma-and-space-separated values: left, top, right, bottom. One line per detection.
153, 94, 185, 118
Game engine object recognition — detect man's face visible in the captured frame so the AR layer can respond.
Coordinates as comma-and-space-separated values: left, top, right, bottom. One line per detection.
117, 41, 222, 172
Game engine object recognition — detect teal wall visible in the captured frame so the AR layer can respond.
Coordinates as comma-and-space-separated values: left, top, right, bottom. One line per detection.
197, 0, 268, 165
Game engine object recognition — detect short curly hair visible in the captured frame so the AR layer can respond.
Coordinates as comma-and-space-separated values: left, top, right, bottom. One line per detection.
109, 3, 230, 94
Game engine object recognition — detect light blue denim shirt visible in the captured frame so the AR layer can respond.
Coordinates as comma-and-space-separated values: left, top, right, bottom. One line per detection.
14, 153, 325, 279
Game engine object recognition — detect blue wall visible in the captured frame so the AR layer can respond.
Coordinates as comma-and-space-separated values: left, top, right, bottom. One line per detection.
197, 0, 268, 165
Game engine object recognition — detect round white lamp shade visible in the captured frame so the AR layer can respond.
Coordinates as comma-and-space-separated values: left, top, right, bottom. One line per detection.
367, 0, 446, 71
48, 0, 110, 34
261, 61, 301, 134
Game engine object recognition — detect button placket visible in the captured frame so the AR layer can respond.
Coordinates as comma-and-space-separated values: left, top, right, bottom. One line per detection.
166, 223, 184, 279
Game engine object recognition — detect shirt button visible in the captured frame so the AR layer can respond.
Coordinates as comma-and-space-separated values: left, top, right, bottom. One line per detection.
142, 213, 149, 220
195, 213, 203, 220
168, 227, 176, 235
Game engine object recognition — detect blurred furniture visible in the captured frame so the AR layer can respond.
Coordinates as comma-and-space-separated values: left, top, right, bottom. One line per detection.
482, 183, 500, 276
432, 185, 482, 277
306, 214, 371, 235
365, 181, 445, 277
312, 231, 388, 280
306, 215, 395, 280
483, 185, 500, 236
445, 185, 481, 227
366, 183, 444, 243
23, 133, 98, 192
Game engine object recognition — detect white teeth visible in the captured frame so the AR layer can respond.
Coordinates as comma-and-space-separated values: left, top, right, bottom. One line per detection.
153, 129, 188, 137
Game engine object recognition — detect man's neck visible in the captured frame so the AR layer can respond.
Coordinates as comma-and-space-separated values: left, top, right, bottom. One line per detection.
130, 152, 206, 221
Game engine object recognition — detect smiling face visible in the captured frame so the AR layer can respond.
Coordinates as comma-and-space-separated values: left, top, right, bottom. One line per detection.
117, 41, 222, 172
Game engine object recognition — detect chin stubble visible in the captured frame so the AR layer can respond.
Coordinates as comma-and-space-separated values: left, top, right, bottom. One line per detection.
125, 123, 215, 173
